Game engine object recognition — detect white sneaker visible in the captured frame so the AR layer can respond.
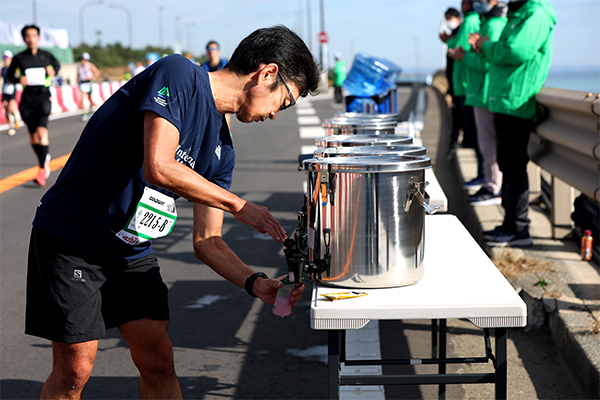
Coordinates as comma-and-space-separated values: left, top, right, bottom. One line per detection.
7, 128, 16, 136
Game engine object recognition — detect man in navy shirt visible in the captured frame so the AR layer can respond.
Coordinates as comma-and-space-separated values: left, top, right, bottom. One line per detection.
26, 25, 320, 398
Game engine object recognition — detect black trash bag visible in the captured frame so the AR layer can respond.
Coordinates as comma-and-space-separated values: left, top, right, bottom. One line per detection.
571, 194, 599, 240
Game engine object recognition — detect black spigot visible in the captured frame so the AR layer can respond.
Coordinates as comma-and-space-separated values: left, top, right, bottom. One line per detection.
283, 238, 305, 284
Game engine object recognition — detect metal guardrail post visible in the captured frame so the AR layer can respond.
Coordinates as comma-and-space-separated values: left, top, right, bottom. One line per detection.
551, 176, 574, 239
527, 162, 541, 195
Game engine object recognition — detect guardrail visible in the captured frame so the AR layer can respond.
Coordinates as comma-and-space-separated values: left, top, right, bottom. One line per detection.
528, 87, 600, 238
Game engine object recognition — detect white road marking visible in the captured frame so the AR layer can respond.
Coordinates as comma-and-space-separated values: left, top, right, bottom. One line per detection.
297, 115, 321, 125
299, 126, 325, 139
186, 295, 227, 309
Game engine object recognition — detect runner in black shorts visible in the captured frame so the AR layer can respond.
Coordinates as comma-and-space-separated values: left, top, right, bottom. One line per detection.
2, 50, 22, 136
7, 24, 60, 186
27, 227, 170, 343
26, 26, 318, 398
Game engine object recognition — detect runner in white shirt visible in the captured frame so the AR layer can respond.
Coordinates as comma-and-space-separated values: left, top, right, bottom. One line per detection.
77, 52, 100, 121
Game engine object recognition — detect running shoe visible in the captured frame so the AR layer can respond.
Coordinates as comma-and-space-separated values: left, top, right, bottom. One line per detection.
44, 154, 51, 179
483, 225, 504, 239
485, 228, 533, 247
468, 188, 501, 206
7, 128, 16, 136
81, 114, 89, 122
34, 168, 46, 186
462, 176, 485, 191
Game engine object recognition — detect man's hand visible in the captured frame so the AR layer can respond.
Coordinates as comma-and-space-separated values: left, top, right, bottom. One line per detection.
46, 66, 56, 77
448, 46, 466, 61
233, 201, 287, 242
439, 32, 451, 43
19, 75, 27, 86
254, 276, 306, 305
468, 33, 489, 53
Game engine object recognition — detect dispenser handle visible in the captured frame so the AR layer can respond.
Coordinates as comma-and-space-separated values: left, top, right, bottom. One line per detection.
405, 181, 439, 215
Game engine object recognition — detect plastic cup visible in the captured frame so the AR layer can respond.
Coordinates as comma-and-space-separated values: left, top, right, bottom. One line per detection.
273, 282, 294, 317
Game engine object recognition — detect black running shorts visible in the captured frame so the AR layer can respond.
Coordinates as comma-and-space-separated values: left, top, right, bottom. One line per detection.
19, 97, 51, 133
2, 92, 15, 101
26, 227, 170, 343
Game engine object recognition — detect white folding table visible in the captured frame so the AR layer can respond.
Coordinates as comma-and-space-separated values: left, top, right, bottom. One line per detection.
310, 214, 527, 399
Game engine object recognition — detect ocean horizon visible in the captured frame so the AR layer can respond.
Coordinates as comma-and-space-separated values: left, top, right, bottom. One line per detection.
401, 65, 600, 94
543, 69, 600, 93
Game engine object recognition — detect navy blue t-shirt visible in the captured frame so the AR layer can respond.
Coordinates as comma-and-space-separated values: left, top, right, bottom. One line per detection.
33, 55, 235, 260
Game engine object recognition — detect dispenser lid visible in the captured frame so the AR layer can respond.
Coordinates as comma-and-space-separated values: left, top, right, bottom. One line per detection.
335, 112, 399, 121
303, 155, 432, 173
321, 117, 398, 129
314, 145, 427, 157
315, 134, 413, 147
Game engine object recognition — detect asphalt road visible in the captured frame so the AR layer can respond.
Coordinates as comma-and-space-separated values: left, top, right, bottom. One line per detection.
0, 88, 584, 399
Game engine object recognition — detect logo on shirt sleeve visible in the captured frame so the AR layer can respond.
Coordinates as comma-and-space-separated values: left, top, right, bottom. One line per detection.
215, 145, 222, 160
154, 86, 170, 107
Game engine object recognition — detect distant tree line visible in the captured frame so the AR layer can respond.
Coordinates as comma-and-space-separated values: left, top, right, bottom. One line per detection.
71, 43, 206, 68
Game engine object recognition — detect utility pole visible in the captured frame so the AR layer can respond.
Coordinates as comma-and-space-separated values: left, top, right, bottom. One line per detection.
306, 0, 312, 53
32, 0, 37, 24
158, 6, 164, 48
318, 0, 328, 90
174, 16, 181, 54
79, 1, 104, 45
108, 3, 133, 60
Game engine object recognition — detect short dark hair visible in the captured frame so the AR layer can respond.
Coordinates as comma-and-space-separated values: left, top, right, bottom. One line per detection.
21, 24, 40, 39
225, 25, 320, 98
206, 41, 219, 50
445, 8, 460, 18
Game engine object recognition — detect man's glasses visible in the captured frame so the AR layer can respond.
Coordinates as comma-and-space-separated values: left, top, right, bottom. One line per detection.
207, 46, 219, 52
277, 71, 296, 111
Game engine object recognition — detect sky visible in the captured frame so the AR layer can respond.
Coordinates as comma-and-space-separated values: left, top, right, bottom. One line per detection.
1, 0, 599, 73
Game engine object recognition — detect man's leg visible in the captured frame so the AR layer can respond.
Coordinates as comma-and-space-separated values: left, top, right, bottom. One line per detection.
31, 126, 49, 147
473, 107, 502, 195
494, 113, 534, 232
9, 99, 21, 128
120, 319, 183, 399
40, 340, 98, 399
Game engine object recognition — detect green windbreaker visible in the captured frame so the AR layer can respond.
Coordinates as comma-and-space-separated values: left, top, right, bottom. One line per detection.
447, 11, 480, 97
333, 60, 347, 87
481, 0, 557, 119
461, 7, 508, 109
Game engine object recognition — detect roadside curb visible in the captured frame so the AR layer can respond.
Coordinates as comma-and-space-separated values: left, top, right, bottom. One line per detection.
454, 142, 600, 399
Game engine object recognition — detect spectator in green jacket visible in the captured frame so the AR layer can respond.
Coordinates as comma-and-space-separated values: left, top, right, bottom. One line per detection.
439, 7, 463, 161
447, 0, 484, 187
471, 0, 557, 247
332, 52, 347, 104
449, 0, 508, 207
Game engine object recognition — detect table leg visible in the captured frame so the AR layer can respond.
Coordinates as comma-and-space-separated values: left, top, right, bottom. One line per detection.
431, 319, 438, 359
438, 319, 447, 400
328, 330, 342, 400
495, 328, 507, 400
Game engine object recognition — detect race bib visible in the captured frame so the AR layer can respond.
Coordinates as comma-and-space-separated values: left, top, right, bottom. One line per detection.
79, 82, 91, 93
25, 67, 47, 86
116, 187, 177, 245
2, 83, 15, 95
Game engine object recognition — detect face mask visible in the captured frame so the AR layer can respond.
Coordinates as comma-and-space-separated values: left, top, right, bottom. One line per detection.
472, 1, 490, 14
447, 19, 460, 30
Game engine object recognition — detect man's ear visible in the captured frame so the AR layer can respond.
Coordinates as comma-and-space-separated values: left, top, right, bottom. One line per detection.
260, 63, 279, 84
